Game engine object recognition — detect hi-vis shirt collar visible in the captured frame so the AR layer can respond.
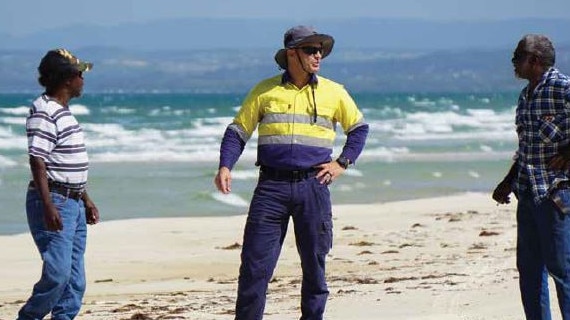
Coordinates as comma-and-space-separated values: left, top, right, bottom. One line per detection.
281, 71, 319, 86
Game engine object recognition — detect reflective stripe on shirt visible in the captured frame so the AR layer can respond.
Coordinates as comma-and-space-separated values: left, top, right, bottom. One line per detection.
226, 74, 365, 168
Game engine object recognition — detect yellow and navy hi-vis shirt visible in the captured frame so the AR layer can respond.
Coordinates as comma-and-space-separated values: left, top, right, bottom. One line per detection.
219, 73, 369, 170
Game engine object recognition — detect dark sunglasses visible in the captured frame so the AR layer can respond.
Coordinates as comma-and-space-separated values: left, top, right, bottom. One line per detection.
298, 46, 323, 55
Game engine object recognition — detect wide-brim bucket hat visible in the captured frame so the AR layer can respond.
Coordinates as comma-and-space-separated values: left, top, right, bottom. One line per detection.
274, 25, 335, 69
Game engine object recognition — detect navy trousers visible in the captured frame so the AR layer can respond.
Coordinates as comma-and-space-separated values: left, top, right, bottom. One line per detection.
234, 175, 333, 320
517, 189, 570, 320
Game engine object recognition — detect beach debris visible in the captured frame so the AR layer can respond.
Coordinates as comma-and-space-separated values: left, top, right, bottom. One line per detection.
337, 289, 358, 294
398, 243, 422, 249
349, 240, 375, 246
448, 216, 462, 222
112, 303, 143, 313
384, 276, 418, 283
479, 230, 500, 237
207, 277, 235, 284
129, 313, 153, 320
421, 273, 468, 279
468, 242, 488, 250
342, 225, 358, 230
218, 242, 242, 250
330, 275, 378, 284
218, 309, 235, 315
433, 211, 471, 222
94, 278, 113, 283
385, 287, 402, 294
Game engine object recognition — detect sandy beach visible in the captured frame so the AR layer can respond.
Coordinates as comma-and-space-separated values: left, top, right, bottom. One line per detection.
0, 192, 561, 319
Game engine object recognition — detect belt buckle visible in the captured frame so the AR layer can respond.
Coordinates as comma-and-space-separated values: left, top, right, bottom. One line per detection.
65, 187, 84, 200
291, 170, 303, 181
73, 189, 84, 200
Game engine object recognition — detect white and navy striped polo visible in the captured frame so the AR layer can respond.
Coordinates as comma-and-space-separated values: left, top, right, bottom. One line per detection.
26, 94, 89, 186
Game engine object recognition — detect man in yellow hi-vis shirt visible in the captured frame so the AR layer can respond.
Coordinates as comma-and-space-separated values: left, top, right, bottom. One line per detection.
214, 25, 369, 320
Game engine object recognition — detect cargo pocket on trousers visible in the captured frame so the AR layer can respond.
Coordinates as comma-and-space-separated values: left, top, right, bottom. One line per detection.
318, 220, 333, 254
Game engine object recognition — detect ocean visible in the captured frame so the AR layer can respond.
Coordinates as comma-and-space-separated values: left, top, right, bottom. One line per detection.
0, 91, 520, 235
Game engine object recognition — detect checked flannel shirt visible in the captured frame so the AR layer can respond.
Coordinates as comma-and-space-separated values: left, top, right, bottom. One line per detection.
514, 67, 570, 203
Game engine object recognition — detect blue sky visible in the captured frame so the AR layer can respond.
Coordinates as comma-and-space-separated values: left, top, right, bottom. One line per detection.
1, 0, 568, 35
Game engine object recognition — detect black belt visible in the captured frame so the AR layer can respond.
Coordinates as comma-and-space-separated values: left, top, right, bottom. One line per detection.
28, 180, 85, 200
260, 166, 318, 182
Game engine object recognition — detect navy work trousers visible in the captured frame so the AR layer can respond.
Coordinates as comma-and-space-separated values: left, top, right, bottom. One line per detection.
235, 175, 333, 320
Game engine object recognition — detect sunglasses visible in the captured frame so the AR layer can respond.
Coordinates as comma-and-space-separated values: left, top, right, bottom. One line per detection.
298, 46, 323, 55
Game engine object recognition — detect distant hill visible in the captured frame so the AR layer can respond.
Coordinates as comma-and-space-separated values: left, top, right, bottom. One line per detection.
1, 17, 569, 94
2, 46, 570, 94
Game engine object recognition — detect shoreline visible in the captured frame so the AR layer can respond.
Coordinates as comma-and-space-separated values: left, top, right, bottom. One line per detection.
0, 158, 512, 237
0, 192, 546, 319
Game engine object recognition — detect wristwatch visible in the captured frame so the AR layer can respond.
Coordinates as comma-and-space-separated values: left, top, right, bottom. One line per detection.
336, 156, 350, 169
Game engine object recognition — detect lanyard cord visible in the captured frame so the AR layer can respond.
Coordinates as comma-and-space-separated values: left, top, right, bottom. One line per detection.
311, 84, 317, 124
294, 50, 318, 124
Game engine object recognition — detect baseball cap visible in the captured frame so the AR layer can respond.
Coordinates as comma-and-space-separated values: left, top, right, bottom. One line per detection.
38, 48, 93, 77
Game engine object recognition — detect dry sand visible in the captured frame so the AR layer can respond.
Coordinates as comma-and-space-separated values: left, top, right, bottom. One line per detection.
0, 192, 561, 319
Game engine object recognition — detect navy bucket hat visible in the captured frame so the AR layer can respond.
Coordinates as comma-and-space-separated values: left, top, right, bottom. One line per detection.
274, 25, 335, 69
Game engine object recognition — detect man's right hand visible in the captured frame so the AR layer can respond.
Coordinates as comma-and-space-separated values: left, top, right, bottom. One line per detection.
492, 180, 512, 205
44, 203, 63, 231
214, 167, 232, 194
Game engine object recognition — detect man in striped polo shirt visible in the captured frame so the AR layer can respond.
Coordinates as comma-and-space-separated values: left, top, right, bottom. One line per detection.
18, 49, 99, 320
214, 26, 368, 319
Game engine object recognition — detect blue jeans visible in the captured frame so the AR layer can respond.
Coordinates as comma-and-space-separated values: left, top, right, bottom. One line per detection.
517, 189, 570, 320
235, 176, 333, 320
18, 190, 87, 320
